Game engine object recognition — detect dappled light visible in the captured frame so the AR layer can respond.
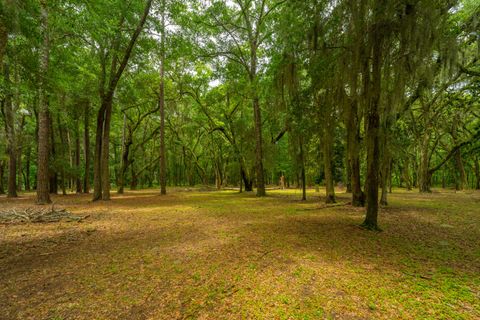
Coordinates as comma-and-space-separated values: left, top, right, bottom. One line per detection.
0, 0, 479, 318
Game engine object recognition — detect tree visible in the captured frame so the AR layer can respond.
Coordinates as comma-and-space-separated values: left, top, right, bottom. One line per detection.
158, 0, 167, 195
92, 0, 153, 201
36, 0, 51, 204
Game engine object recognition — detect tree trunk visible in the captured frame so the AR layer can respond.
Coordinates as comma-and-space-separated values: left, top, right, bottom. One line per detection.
474, 157, 480, 190
300, 137, 306, 201
388, 160, 393, 193
379, 121, 390, 205
451, 115, 466, 190
239, 166, 243, 192
215, 167, 222, 190
2, 63, 17, 197
118, 129, 132, 194
380, 156, 390, 206
83, 100, 90, 193
75, 120, 82, 193
249, 44, 265, 196
118, 114, 127, 194
237, 153, 252, 191
16, 111, 26, 193
346, 99, 364, 206
57, 116, 67, 195
16, 146, 22, 192
363, 16, 383, 230
158, 0, 167, 195
345, 153, 352, 193
0, 15, 7, 197
403, 158, 412, 190
253, 96, 265, 196
130, 165, 137, 190
25, 147, 31, 191
100, 96, 113, 200
454, 149, 466, 191
0, 161, 5, 194
419, 170, 432, 193
0, 12, 7, 67
230, 141, 252, 191
6, 112, 17, 197
36, 0, 51, 204
93, 101, 105, 200
48, 114, 58, 194
66, 124, 73, 192
241, 166, 253, 191
323, 104, 336, 204
418, 135, 431, 193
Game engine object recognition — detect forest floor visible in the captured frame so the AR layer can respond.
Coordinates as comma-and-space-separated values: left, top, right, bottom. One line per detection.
1, 188, 479, 320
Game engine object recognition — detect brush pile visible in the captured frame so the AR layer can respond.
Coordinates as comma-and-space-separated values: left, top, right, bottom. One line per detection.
0, 206, 88, 224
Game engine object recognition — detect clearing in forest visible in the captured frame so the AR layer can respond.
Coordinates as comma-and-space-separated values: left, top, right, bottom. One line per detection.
1, 189, 479, 319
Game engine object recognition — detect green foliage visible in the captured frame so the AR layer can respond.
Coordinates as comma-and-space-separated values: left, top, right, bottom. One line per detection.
0, 0, 478, 194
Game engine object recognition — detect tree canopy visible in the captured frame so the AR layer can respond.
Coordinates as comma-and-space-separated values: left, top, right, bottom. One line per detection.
0, 0, 479, 230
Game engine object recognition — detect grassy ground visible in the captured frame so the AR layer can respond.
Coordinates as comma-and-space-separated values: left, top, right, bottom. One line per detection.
1, 188, 479, 320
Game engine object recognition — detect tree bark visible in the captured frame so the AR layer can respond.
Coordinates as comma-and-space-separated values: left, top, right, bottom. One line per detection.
0, 11, 7, 67
363, 13, 383, 230
93, 98, 106, 200
36, 0, 51, 204
249, 41, 265, 197
474, 157, 480, 190
253, 95, 265, 196
83, 100, 90, 193
48, 113, 58, 194
380, 156, 390, 205
75, 119, 82, 193
100, 96, 113, 200
130, 165, 138, 190
58, 117, 67, 195
346, 100, 365, 206
158, 0, 167, 195
117, 113, 127, 194
345, 153, 352, 193
388, 160, 393, 193
454, 149, 466, 190
418, 134, 431, 192
118, 120, 132, 194
239, 163, 253, 191
451, 116, 466, 190
2, 63, 17, 197
379, 120, 391, 205
0, 160, 5, 194
323, 104, 336, 204
15, 80, 25, 192
239, 166, 243, 192
403, 157, 412, 190
25, 146, 31, 191
299, 136, 306, 201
